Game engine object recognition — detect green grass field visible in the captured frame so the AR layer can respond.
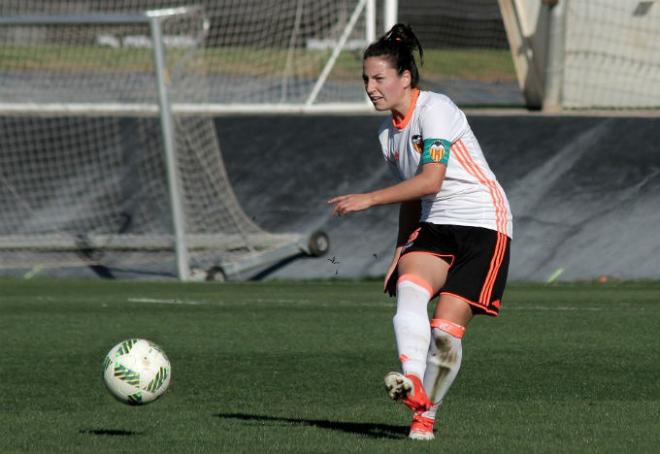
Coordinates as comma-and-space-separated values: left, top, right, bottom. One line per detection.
1, 279, 658, 453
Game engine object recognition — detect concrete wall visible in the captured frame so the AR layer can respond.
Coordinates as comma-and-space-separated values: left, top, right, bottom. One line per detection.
0, 112, 656, 282
217, 113, 660, 282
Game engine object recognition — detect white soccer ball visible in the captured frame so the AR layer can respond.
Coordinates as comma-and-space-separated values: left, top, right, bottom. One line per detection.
102, 338, 171, 405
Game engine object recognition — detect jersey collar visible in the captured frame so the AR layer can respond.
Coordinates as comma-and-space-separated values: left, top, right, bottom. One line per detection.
392, 89, 420, 130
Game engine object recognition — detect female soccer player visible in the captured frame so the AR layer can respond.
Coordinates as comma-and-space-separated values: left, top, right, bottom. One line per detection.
328, 24, 513, 441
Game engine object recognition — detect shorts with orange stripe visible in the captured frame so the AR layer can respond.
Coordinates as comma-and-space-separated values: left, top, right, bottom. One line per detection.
401, 222, 511, 316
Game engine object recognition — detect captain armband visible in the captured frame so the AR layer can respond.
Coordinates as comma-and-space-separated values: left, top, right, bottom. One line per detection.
421, 138, 452, 165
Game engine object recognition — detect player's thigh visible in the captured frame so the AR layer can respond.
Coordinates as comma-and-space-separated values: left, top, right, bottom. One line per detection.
397, 251, 450, 294
433, 293, 474, 327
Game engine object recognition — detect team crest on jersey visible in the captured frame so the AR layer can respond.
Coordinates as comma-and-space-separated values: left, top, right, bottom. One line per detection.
393, 150, 400, 161
421, 138, 451, 165
429, 141, 446, 162
411, 135, 423, 153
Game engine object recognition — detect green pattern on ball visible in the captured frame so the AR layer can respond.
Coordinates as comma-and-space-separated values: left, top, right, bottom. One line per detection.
116, 338, 138, 356
114, 363, 140, 386
127, 392, 143, 405
146, 367, 169, 392
101, 355, 111, 373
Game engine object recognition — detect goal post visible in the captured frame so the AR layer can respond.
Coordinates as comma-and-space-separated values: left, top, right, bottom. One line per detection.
148, 8, 191, 280
499, 0, 660, 110
0, 7, 328, 281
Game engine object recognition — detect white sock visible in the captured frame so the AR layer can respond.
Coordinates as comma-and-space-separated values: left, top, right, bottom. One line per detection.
422, 320, 464, 420
393, 275, 432, 379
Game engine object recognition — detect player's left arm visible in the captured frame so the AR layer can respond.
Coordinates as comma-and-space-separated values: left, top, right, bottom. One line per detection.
328, 103, 457, 216
328, 155, 448, 215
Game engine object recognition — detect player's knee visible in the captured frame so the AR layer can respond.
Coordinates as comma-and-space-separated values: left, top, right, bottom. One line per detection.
429, 328, 462, 366
432, 327, 454, 352
394, 274, 433, 318
431, 321, 464, 358
396, 274, 433, 297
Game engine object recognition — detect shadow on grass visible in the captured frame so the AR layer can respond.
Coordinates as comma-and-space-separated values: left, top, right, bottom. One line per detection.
214, 412, 408, 440
80, 428, 141, 436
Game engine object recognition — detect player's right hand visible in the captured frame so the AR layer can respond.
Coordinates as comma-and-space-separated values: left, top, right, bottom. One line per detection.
328, 193, 374, 216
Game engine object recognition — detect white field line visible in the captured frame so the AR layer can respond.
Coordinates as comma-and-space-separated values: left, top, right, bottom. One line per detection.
253, 299, 390, 307
127, 297, 207, 306
507, 305, 604, 312
124, 297, 382, 307
123, 299, 620, 312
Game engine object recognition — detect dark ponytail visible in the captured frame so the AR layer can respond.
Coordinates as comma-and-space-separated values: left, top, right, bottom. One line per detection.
363, 23, 424, 87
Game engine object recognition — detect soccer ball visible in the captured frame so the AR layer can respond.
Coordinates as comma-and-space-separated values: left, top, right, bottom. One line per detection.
102, 338, 171, 405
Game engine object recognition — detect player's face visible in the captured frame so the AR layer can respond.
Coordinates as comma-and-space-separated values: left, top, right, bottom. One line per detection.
362, 57, 410, 113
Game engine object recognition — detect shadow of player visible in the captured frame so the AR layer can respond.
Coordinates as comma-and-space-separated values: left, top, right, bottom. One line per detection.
213, 412, 408, 440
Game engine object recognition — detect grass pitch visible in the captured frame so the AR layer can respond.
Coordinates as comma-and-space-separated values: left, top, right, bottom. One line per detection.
0, 279, 658, 453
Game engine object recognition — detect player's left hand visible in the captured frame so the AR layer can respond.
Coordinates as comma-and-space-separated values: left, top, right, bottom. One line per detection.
328, 193, 374, 216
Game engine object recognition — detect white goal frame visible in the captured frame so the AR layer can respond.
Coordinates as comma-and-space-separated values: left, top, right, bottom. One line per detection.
0, 7, 204, 280
0, 7, 330, 281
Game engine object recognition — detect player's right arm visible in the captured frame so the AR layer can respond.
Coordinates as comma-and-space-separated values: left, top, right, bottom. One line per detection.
384, 200, 421, 295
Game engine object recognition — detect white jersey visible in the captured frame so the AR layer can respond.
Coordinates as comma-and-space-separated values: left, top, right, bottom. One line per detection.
378, 90, 513, 238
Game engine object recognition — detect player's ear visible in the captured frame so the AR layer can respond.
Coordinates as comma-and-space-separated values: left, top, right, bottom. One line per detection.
400, 69, 412, 88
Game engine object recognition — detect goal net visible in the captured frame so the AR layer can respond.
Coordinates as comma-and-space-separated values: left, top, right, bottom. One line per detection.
0, 7, 323, 280
0, 0, 376, 111
562, 0, 660, 109
499, 0, 660, 110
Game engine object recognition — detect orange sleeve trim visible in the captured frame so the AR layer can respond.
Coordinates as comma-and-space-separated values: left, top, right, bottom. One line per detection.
397, 273, 433, 296
392, 89, 420, 130
430, 318, 466, 339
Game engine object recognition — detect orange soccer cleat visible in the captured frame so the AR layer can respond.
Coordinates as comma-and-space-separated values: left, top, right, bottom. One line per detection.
383, 372, 432, 412
409, 412, 435, 440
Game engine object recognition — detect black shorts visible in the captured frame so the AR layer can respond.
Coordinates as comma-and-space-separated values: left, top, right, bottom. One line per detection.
400, 223, 511, 316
